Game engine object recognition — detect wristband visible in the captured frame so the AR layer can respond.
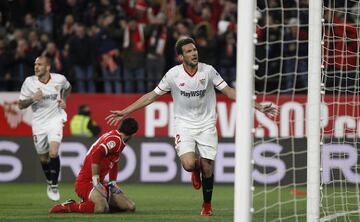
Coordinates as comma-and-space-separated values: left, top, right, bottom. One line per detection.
108, 181, 116, 186
92, 175, 99, 185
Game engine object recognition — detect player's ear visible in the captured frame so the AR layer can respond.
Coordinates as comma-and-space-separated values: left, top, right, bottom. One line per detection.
177, 54, 183, 63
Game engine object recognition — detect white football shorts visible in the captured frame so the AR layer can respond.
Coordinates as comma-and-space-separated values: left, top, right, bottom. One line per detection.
33, 120, 64, 154
174, 126, 218, 160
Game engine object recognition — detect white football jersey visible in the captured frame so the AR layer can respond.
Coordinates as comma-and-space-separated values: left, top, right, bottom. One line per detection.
19, 73, 71, 134
154, 63, 227, 129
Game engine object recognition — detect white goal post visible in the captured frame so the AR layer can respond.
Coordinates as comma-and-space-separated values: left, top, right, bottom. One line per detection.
234, 0, 255, 221
306, 0, 322, 221
235, 0, 360, 221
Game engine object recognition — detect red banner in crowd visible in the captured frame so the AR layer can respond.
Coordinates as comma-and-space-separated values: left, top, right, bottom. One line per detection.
0, 93, 358, 137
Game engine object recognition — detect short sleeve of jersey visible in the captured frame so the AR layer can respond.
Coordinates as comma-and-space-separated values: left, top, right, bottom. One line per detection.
154, 73, 171, 95
210, 66, 228, 90
19, 78, 32, 100
61, 75, 71, 90
101, 136, 121, 155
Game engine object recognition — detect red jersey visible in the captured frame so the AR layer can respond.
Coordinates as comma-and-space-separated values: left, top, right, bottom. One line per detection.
76, 130, 125, 185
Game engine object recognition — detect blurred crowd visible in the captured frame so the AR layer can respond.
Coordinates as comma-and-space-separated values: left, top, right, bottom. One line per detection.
0, 0, 358, 94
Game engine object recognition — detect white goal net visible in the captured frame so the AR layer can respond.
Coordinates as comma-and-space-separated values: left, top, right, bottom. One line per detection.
247, 0, 360, 221
320, 0, 360, 221
252, 1, 309, 221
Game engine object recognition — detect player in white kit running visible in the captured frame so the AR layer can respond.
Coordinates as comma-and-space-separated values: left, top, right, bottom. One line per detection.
18, 56, 72, 201
106, 37, 277, 216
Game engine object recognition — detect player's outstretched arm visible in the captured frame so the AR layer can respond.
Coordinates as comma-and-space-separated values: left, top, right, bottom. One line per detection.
220, 86, 278, 118
106, 91, 160, 126
220, 85, 236, 101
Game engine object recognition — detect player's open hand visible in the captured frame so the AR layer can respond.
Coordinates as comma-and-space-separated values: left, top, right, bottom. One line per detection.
32, 88, 43, 103
106, 110, 127, 126
58, 99, 66, 109
108, 181, 123, 194
257, 103, 279, 118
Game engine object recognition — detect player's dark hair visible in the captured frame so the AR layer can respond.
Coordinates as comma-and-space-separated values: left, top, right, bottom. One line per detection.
118, 118, 138, 136
175, 37, 196, 55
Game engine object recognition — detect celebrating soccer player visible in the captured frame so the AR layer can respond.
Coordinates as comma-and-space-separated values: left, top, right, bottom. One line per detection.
106, 37, 278, 216
49, 118, 138, 214
18, 56, 71, 201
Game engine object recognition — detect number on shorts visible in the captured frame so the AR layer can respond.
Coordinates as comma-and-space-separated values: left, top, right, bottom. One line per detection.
175, 134, 181, 145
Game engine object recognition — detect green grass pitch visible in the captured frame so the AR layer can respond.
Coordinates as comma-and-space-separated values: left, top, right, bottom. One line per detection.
2, 183, 359, 222
0, 183, 234, 222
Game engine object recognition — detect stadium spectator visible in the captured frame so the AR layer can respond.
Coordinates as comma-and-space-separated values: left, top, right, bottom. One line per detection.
59, 14, 75, 48
165, 19, 193, 70
23, 13, 38, 36
323, 10, 359, 92
263, 13, 281, 77
49, 118, 138, 214
0, 38, 11, 91
96, 12, 122, 94
219, 0, 237, 25
282, 18, 308, 93
56, 0, 84, 21
27, 30, 43, 58
8, 29, 25, 51
70, 104, 101, 137
18, 56, 72, 201
121, 16, 146, 93
216, 24, 236, 87
145, 12, 168, 91
42, 41, 63, 73
193, 22, 217, 66
106, 37, 278, 216
122, 0, 151, 24
8, 39, 34, 91
67, 23, 96, 92
186, 0, 221, 33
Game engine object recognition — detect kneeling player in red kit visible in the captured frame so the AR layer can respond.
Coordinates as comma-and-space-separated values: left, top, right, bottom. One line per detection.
49, 118, 138, 214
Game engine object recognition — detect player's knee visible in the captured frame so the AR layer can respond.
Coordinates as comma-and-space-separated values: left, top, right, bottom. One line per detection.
181, 159, 196, 172
182, 162, 195, 172
48, 152, 58, 158
38, 154, 49, 163
94, 203, 109, 213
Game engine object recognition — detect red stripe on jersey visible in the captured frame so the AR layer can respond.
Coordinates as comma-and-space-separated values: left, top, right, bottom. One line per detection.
39, 74, 51, 84
99, 144, 108, 155
216, 80, 224, 87
183, 64, 198, 77
157, 86, 168, 92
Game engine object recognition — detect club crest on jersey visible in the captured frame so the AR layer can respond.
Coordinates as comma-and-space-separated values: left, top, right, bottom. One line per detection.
199, 79, 206, 85
107, 141, 116, 149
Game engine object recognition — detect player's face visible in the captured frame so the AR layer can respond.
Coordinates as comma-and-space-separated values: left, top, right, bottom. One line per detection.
181, 43, 198, 68
34, 57, 50, 78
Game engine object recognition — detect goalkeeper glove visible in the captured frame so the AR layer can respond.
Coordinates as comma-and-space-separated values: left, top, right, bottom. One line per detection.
108, 181, 123, 194
92, 175, 107, 198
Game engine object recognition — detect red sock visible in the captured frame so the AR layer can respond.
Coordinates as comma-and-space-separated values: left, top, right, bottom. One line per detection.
69, 201, 95, 214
